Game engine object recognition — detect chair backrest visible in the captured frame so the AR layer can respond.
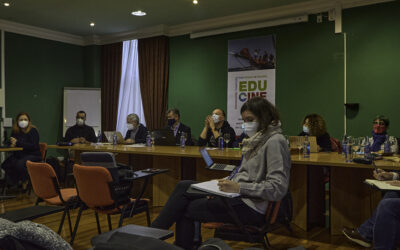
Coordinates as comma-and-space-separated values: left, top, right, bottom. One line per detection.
330, 137, 341, 152
80, 152, 120, 182
26, 160, 59, 200
266, 201, 281, 225
73, 164, 114, 208
39, 142, 48, 161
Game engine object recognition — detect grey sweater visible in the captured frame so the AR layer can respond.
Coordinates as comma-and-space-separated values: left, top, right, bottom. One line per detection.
232, 125, 291, 214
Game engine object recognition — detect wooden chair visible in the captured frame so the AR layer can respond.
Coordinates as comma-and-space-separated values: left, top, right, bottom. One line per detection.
70, 164, 150, 245
26, 160, 78, 235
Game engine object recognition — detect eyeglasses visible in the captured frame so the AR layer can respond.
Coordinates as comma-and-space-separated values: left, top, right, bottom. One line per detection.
373, 121, 385, 126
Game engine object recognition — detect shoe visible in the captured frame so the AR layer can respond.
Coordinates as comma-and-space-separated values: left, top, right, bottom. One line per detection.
342, 227, 371, 248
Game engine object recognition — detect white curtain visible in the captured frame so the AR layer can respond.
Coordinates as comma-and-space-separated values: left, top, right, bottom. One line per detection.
116, 40, 146, 137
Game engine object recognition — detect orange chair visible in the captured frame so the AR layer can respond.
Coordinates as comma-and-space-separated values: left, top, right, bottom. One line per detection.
39, 142, 48, 161
26, 161, 78, 235
70, 164, 150, 245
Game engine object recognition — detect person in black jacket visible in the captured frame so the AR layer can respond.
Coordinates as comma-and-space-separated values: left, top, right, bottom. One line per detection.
65, 111, 97, 144
165, 108, 192, 146
124, 113, 147, 144
299, 113, 332, 152
198, 108, 236, 148
1, 112, 42, 185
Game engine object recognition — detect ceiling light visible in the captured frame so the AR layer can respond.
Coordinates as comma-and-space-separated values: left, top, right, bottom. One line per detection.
193, 0, 198, 4
90, 22, 95, 27
131, 10, 146, 16
3, 2, 10, 6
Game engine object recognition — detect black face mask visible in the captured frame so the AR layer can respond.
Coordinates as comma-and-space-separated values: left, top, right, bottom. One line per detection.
168, 119, 176, 127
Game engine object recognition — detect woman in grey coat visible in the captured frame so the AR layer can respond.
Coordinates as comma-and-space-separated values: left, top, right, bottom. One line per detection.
151, 97, 291, 250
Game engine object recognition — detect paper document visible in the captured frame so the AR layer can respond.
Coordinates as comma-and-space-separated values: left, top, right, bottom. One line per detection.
125, 144, 146, 148
365, 179, 400, 191
191, 180, 240, 198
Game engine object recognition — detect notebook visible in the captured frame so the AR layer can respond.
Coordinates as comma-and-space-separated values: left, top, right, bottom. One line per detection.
200, 147, 236, 171
104, 131, 125, 144
364, 179, 400, 191
191, 180, 240, 198
289, 136, 318, 153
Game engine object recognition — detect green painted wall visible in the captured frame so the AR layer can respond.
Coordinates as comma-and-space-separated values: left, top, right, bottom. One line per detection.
5, 32, 101, 146
168, 1, 400, 140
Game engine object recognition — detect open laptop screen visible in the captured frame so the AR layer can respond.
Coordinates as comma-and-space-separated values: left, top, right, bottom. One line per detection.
200, 148, 213, 167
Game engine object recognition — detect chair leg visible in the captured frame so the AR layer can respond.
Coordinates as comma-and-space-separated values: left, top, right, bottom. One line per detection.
107, 214, 112, 231
57, 208, 67, 234
67, 209, 73, 236
118, 205, 128, 228
264, 233, 271, 248
95, 212, 102, 234
70, 204, 84, 245
145, 204, 151, 226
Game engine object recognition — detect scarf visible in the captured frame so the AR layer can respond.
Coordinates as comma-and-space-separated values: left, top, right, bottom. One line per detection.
241, 122, 282, 160
371, 131, 387, 152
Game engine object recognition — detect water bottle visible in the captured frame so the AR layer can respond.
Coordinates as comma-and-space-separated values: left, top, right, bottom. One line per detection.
146, 133, 152, 147
384, 135, 391, 153
112, 132, 117, 145
303, 135, 310, 158
364, 136, 371, 158
180, 135, 186, 148
97, 130, 102, 143
218, 136, 224, 150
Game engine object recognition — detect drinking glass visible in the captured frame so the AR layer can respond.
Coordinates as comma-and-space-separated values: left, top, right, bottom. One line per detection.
150, 131, 156, 146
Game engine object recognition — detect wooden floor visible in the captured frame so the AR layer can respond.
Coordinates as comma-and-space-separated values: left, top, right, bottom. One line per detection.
1, 192, 367, 250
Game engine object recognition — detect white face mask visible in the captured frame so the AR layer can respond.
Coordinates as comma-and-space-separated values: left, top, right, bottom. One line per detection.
212, 114, 220, 124
18, 120, 29, 129
76, 118, 84, 126
244, 121, 259, 138
303, 125, 309, 134
127, 123, 135, 130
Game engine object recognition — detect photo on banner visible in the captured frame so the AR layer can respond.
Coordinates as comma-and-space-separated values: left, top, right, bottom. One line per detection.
227, 35, 276, 134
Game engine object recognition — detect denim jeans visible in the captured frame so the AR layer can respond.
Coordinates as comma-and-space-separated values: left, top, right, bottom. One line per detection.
373, 198, 400, 249
151, 180, 265, 250
358, 191, 400, 241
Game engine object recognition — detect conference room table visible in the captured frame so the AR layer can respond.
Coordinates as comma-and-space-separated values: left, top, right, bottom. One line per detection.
48, 144, 400, 235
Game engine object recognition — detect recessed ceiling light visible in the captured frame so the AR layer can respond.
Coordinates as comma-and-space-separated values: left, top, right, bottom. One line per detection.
3, 2, 10, 6
193, 0, 198, 4
90, 22, 95, 27
131, 10, 146, 16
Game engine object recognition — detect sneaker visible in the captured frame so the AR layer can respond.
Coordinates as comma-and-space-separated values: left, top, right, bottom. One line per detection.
342, 227, 371, 248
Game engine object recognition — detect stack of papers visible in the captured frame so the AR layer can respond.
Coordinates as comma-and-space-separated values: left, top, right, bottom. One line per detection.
191, 180, 240, 198
365, 179, 400, 191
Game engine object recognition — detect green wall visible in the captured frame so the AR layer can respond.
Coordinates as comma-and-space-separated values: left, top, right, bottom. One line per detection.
168, 1, 400, 139
5, 33, 101, 145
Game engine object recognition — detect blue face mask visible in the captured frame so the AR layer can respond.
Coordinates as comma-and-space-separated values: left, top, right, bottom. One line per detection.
168, 119, 176, 127
303, 125, 309, 134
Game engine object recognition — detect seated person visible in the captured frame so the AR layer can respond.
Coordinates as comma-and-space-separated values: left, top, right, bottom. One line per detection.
65, 111, 97, 144
343, 168, 400, 248
151, 97, 291, 249
1, 112, 42, 186
365, 115, 398, 153
165, 108, 192, 146
198, 108, 236, 148
124, 113, 147, 144
299, 113, 332, 152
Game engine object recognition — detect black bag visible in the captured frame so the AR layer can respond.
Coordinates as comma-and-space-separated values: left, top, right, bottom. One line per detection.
45, 157, 62, 181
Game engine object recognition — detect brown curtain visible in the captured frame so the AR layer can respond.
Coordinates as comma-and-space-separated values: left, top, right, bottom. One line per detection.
138, 36, 169, 131
101, 42, 122, 131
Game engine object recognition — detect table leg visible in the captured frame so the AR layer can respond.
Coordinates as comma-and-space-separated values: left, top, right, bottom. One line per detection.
290, 164, 307, 231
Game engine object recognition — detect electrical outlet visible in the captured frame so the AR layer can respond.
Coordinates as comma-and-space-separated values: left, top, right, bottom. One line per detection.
317, 14, 323, 23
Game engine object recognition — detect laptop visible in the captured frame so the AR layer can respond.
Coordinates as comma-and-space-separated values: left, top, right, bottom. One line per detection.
153, 129, 176, 146
200, 147, 236, 171
289, 136, 318, 153
104, 131, 125, 144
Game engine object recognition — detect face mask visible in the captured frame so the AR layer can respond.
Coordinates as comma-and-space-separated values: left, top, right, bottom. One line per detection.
167, 118, 176, 127
212, 114, 220, 124
373, 124, 386, 134
18, 120, 29, 129
127, 123, 135, 130
244, 121, 259, 138
303, 125, 309, 134
76, 118, 84, 126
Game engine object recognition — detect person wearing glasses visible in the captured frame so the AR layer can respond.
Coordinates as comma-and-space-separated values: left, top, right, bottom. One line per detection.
363, 115, 398, 153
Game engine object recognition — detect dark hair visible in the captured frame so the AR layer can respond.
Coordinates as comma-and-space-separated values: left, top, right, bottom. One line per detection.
214, 108, 226, 117
240, 97, 280, 132
302, 114, 327, 137
12, 112, 35, 134
77, 111, 86, 117
373, 115, 389, 127
167, 108, 180, 118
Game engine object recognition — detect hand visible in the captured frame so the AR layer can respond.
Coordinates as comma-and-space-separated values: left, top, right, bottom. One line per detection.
386, 180, 400, 187
71, 138, 80, 144
373, 169, 394, 181
207, 116, 215, 130
217, 179, 240, 193
10, 137, 17, 147
204, 116, 210, 129
79, 137, 89, 144
126, 139, 134, 144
